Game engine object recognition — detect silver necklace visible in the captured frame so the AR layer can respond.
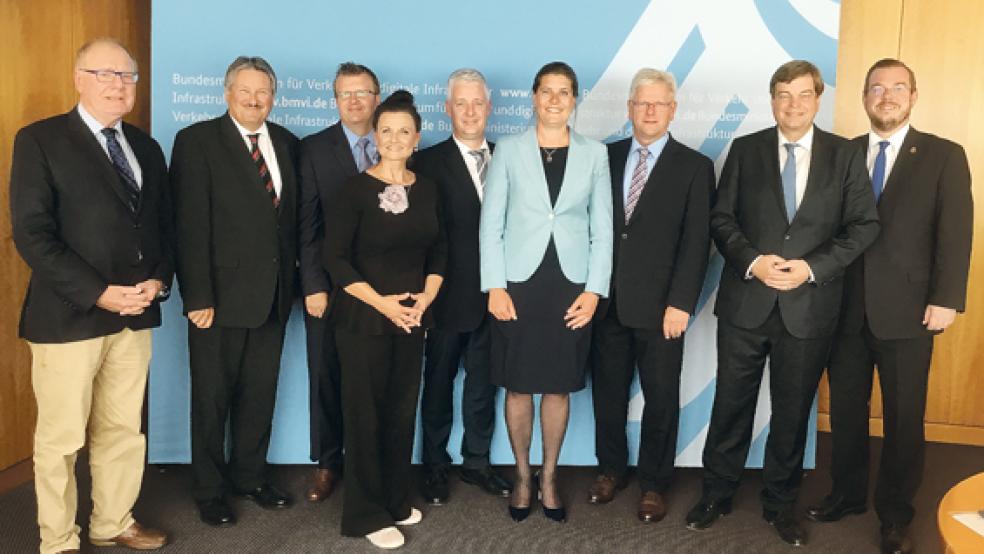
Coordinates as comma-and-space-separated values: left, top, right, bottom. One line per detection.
542, 147, 559, 163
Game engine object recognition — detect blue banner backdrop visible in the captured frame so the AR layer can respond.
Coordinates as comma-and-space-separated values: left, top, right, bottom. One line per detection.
149, 0, 842, 466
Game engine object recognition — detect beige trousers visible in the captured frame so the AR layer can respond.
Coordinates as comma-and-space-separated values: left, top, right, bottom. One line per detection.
29, 328, 151, 554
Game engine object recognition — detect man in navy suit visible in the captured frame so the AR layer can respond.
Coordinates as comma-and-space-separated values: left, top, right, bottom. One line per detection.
686, 60, 879, 547
806, 58, 973, 554
413, 68, 512, 504
588, 68, 714, 523
297, 62, 381, 502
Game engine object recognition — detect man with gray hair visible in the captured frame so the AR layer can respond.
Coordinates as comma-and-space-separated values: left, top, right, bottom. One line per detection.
413, 68, 512, 504
171, 55, 299, 526
588, 68, 714, 523
10, 36, 171, 553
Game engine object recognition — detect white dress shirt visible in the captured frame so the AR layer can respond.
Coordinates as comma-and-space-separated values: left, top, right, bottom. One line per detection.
778, 126, 814, 210
77, 103, 143, 188
866, 123, 910, 188
230, 117, 283, 197
453, 136, 490, 201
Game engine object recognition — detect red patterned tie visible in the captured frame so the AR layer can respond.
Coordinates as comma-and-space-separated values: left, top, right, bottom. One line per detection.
247, 133, 279, 208
624, 147, 649, 223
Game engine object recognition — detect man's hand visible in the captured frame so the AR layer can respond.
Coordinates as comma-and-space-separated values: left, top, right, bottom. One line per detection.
119, 279, 165, 315
765, 259, 811, 291
188, 307, 215, 329
923, 304, 957, 331
565, 292, 599, 330
663, 306, 690, 340
96, 285, 151, 315
750, 254, 786, 283
305, 292, 329, 318
488, 288, 517, 321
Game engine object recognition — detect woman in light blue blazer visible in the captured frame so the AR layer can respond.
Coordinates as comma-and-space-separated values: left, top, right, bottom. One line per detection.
479, 62, 613, 523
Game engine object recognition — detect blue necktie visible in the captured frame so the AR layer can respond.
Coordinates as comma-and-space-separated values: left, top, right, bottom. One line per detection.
781, 143, 798, 220
355, 136, 375, 172
101, 128, 140, 213
871, 140, 890, 202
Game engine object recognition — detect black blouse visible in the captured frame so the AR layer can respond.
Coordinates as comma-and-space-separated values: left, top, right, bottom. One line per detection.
323, 172, 447, 335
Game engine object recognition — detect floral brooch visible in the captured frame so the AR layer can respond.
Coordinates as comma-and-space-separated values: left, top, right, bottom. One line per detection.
378, 185, 409, 214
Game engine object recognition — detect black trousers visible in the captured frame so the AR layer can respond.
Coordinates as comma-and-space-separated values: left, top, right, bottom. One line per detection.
303, 312, 344, 471
590, 305, 683, 492
188, 314, 286, 502
702, 308, 831, 512
336, 328, 424, 537
420, 318, 497, 471
827, 323, 933, 525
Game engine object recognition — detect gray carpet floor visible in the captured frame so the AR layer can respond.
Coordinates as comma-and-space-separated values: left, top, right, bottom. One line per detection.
2, 433, 982, 553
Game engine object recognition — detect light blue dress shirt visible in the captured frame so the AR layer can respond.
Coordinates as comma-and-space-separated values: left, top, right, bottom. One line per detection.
622, 133, 669, 203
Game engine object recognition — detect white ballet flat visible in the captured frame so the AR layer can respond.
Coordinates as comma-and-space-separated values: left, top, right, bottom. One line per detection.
366, 526, 404, 549
396, 507, 423, 526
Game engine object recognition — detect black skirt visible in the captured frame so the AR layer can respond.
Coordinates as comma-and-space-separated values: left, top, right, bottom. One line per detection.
490, 240, 591, 394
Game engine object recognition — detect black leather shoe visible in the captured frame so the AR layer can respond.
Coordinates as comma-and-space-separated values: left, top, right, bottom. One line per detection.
460, 466, 512, 498
421, 467, 449, 505
235, 484, 293, 509
805, 494, 866, 522
764, 509, 808, 547
685, 498, 732, 530
508, 476, 536, 522
880, 523, 912, 554
198, 498, 236, 527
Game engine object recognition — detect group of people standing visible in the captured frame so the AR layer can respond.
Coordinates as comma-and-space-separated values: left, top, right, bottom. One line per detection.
9, 35, 972, 554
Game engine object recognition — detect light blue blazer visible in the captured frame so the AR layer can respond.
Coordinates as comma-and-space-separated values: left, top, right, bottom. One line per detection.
479, 127, 613, 296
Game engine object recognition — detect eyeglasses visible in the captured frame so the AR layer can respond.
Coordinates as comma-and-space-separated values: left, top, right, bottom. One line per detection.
630, 100, 674, 111
867, 84, 910, 97
337, 89, 377, 100
79, 68, 139, 84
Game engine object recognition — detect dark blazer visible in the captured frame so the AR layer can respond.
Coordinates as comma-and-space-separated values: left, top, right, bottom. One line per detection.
596, 135, 715, 330
711, 126, 880, 339
298, 122, 360, 297
839, 128, 973, 339
10, 108, 174, 344
411, 137, 493, 333
170, 112, 299, 328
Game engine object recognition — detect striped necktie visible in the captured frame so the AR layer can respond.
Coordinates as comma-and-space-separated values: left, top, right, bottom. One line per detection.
624, 147, 649, 223
101, 128, 140, 213
247, 133, 279, 208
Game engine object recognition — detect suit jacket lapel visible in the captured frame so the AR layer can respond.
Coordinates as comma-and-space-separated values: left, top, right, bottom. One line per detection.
609, 139, 630, 229
878, 127, 920, 211
122, 124, 151, 215
219, 113, 272, 206
759, 128, 788, 225
67, 109, 135, 212
270, 126, 295, 217
627, 136, 679, 227
328, 122, 360, 176
520, 127, 552, 208
797, 127, 831, 222
440, 138, 481, 206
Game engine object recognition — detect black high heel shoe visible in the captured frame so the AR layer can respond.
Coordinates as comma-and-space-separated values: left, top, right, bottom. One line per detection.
508, 476, 536, 522
537, 472, 567, 523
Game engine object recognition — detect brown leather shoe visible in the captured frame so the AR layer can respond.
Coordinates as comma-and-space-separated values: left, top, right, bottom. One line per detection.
638, 491, 667, 523
588, 473, 626, 504
90, 521, 167, 550
306, 468, 338, 502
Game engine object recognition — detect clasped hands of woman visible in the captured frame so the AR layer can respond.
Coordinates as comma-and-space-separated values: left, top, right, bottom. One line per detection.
487, 288, 598, 330
373, 290, 435, 333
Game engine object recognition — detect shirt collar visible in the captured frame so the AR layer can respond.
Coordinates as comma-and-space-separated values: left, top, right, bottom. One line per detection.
868, 123, 910, 151
230, 115, 269, 141
630, 133, 670, 159
778, 125, 814, 152
77, 103, 123, 137
341, 123, 375, 149
453, 135, 490, 159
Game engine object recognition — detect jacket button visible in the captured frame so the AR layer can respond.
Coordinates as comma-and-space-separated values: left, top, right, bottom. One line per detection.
273, 257, 279, 264
136, 250, 143, 261
621, 233, 628, 239
784, 234, 790, 240
548, 213, 554, 220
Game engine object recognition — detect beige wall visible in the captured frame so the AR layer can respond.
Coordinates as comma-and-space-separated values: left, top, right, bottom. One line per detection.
818, 0, 984, 445
0, 0, 150, 470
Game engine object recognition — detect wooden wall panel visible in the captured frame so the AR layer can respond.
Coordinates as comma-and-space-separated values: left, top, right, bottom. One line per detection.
0, 0, 150, 471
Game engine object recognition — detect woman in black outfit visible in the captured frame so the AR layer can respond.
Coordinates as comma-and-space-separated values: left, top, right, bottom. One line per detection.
323, 90, 446, 550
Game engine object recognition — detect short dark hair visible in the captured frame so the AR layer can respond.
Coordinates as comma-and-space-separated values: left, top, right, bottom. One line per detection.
769, 60, 824, 97
224, 56, 277, 93
863, 58, 917, 93
532, 61, 579, 97
334, 62, 380, 95
372, 89, 421, 131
